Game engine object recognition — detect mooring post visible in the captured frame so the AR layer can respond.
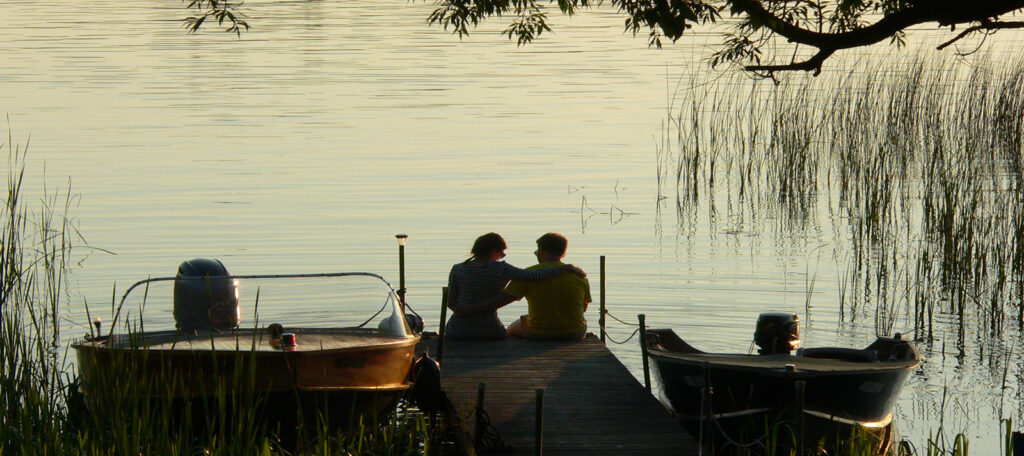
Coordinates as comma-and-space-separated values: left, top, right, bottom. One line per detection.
475, 382, 486, 448
535, 388, 545, 456
438, 287, 449, 364
796, 380, 806, 455
639, 314, 651, 393
702, 362, 713, 452
599, 255, 607, 343
699, 385, 710, 454
395, 234, 408, 310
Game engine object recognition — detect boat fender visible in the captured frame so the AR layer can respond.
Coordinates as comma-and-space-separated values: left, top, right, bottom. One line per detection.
266, 323, 284, 349
405, 312, 425, 334
411, 353, 442, 414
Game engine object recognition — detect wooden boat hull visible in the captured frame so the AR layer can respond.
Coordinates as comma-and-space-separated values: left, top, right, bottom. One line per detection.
645, 329, 917, 454
72, 328, 419, 433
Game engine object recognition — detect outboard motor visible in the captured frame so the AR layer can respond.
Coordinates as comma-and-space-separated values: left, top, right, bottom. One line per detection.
410, 352, 442, 414
754, 312, 800, 355
173, 258, 239, 331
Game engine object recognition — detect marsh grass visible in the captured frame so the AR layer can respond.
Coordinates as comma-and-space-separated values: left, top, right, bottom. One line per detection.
658, 56, 1024, 353
1, 142, 437, 455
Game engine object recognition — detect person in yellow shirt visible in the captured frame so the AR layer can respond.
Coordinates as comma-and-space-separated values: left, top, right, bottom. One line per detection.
461, 232, 591, 341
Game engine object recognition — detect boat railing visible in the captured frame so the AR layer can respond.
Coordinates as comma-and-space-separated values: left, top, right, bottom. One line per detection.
105, 272, 405, 340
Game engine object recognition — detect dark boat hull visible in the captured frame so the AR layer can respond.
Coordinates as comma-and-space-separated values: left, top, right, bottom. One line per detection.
646, 329, 918, 454
649, 353, 913, 424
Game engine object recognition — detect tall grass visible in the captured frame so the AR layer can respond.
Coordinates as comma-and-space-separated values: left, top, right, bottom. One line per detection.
1, 136, 74, 455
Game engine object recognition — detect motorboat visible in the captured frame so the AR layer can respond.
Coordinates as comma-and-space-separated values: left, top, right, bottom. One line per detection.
645, 312, 919, 454
72, 259, 424, 439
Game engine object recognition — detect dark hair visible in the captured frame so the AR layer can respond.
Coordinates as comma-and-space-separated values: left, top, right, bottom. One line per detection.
536, 232, 568, 257
470, 232, 507, 260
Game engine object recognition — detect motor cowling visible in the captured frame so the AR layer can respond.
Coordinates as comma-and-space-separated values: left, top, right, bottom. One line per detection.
754, 312, 800, 355
410, 353, 442, 414
173, 258, 239, 331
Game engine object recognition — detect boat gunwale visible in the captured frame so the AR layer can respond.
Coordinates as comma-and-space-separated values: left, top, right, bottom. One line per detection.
647, 348, 920, 376
72, 329, 421, 355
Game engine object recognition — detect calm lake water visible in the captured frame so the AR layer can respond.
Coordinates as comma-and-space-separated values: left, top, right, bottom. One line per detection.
4, 0, 1024, 450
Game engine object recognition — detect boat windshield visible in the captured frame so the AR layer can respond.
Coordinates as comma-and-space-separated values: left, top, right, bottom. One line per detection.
110, 272, 413, 338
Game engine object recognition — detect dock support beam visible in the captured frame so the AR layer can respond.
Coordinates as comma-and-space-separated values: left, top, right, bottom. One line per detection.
599, 256, 606, 343
796, 380, 806, 456
438, 287, 448, 364
535, 388, 545, 456
638, 314, 651, 393
396, 234, 408, 309
475, 382, 486, 448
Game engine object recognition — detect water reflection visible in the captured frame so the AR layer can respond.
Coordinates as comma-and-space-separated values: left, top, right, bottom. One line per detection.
5, 0, 1024, 451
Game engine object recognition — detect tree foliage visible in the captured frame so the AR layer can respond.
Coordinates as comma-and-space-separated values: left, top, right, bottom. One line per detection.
183, 0, 248, 36
425, 0, 1024, 75
181, 0, 1024, 75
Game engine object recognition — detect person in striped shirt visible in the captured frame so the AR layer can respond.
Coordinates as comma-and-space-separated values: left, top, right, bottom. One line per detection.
445, 233, 585, 340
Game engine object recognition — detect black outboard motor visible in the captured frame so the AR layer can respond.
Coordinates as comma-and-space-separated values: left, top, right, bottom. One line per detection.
754, 312, 800, 355
173, 258, 240, 331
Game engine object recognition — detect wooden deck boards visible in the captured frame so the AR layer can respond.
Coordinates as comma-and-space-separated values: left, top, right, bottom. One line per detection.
423, 335, 699, 455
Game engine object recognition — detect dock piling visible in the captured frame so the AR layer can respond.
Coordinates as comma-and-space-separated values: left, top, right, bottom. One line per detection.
475, 382, 487, 448
796, 380, 806, 455
638, 314, 651, 393
438, 287, 449, 364
395, 234, 408, 308
599, 256, 606, 343
535, 388, 545, 456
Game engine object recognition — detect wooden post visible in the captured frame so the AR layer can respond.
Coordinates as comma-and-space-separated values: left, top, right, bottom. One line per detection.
535, 388, 544, 456
438, 287, 449, 364
396, 234, 408, 310
699, 386, 710, 452
475, 382, 486, 448
599, 255, 606, 343
796, 380, 806, 455
638, 314, 651, 393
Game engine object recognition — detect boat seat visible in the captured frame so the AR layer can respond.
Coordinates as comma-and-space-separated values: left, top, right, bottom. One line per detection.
797, 347, 879, 362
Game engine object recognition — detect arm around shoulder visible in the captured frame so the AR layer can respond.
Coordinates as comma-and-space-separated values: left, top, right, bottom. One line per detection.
455, 292, 520, 316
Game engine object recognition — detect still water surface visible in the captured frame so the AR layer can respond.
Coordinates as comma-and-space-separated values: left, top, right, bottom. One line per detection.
4, 0, 1022, 450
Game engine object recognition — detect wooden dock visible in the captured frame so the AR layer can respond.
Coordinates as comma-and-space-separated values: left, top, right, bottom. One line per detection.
423, 334, 699, 455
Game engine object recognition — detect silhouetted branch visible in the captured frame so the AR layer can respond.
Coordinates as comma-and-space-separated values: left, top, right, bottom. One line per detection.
936, 20, 1024, 50
745, 48, 836, 75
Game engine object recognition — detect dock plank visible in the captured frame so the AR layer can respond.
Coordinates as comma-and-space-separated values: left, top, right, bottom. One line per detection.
424, 335, 699, 455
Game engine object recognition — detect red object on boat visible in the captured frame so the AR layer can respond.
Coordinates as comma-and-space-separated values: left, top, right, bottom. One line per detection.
281, 333, 297, 351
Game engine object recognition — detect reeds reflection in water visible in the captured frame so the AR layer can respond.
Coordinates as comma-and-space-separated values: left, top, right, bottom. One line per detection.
660, 56, 1024, 349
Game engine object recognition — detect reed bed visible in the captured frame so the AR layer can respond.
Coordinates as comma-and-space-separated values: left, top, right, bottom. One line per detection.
658, 56, 1024, 350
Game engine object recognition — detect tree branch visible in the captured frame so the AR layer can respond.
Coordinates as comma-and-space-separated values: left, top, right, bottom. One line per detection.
936, 20, 1024, 50
729, 0, 1024, 50
745, 47, 835, 75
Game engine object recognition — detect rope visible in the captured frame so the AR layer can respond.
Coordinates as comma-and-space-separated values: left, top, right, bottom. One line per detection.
711, 413, 771, 450
474, 407, 514, 453
602, 309, 640, 326
604, 327, 641, 345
